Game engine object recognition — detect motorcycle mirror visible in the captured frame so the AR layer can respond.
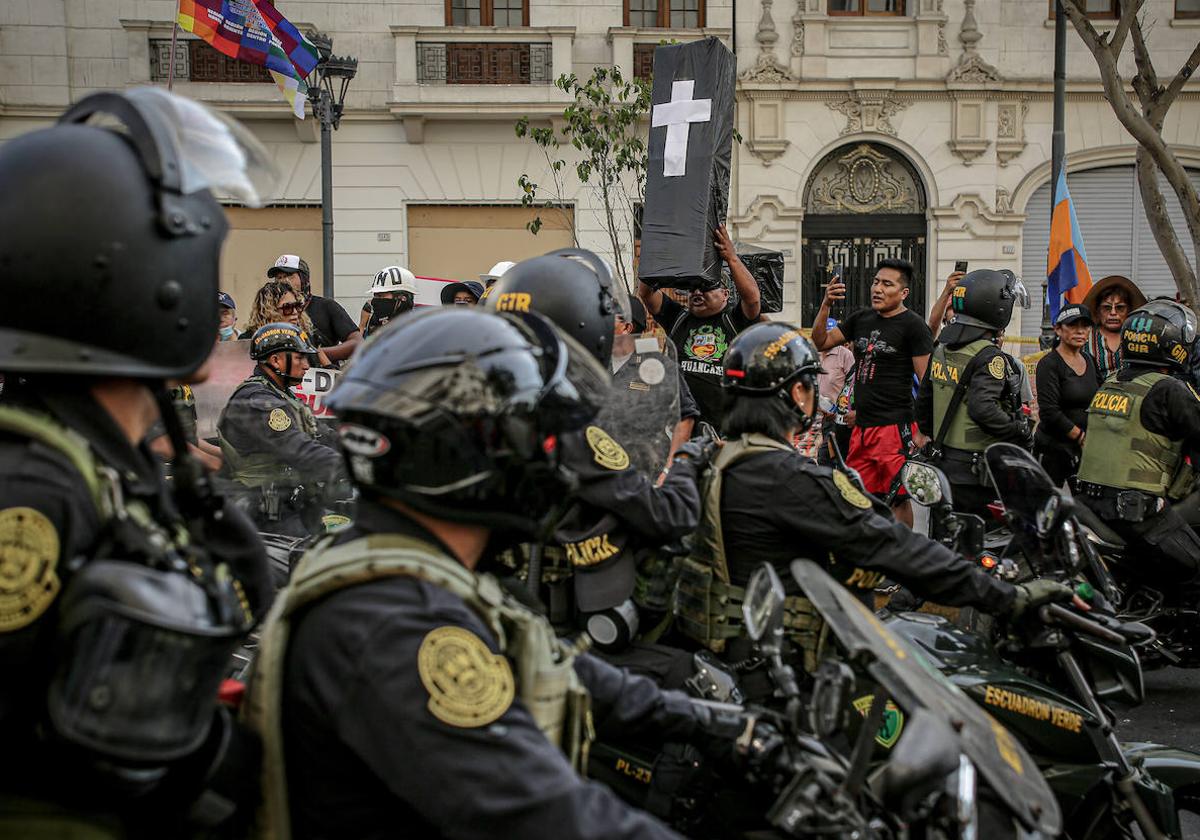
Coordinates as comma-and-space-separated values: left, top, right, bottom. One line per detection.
743, 563, 787, 643
900, 461, 948, 507
878, 708, 962, 815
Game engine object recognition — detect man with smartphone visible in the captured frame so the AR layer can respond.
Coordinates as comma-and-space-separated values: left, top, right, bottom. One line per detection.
811, 259, 934, 527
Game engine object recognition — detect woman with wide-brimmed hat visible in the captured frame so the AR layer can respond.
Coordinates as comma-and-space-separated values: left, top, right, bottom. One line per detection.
1082, 274, 1146, 381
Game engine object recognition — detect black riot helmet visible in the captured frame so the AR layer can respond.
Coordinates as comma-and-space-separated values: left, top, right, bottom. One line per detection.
940, 269, 1031, 346
0, 88, 276, 379
485, 248, 631, 367
325, 308, 611, 535
250, 322, 317, 361
1122, 299, 1198, 370
722, 322, 824, 432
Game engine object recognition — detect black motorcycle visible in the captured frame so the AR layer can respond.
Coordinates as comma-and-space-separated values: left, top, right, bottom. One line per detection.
593, 560, 1063, 838
890, 443, 1200, 838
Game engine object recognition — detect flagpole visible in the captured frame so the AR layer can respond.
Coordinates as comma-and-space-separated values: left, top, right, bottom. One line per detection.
1041, 0, 1066, 350
166, 10, 180, 91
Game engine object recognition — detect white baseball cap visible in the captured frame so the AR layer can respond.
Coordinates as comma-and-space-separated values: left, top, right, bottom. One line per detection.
480, 260, 516, 287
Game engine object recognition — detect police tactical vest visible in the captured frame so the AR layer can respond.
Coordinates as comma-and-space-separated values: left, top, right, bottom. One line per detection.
218, 375, 319, 488
244, 533, 594, 840
674, 434, 825, 670
1078, 371, 1183, 495
930, 339, 1007, 452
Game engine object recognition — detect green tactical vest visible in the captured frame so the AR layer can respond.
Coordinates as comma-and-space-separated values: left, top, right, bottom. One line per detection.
0, 406, 188, 546
1077, 371, 1184, 495
930, 339, 1005, 452
673, 434, 825, 671
243, 533, 594, 840
218, 375, 319, 488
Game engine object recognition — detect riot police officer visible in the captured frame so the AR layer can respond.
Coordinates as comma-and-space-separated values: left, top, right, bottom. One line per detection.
916, 269, 1033, 516
674, 322, 1073, 671
244, 308, 765, 839
0, 88, 273, 834
1076, 300, 1200, 583
485, 250, 706, 663
217, 322, 343, 537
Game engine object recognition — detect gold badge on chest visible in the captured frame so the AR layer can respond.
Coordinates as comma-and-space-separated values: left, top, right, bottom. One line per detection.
586, 425, 630, 471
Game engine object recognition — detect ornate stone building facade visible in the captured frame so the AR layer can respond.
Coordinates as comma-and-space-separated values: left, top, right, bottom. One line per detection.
2, 0, 1199, 332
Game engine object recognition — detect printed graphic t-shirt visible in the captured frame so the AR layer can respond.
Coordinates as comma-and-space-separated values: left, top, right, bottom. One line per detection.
659, 295, 756, 428
839, 307, 933, 428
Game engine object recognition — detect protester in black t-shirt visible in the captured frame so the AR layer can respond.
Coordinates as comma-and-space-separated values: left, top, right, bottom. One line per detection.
638, 225, 760, 429
1035, 303, 1100, 486
812, 258, 933, 527
268, 254, 361, 364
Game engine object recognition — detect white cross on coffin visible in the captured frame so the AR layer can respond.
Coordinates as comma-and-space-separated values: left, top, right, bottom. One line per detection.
651, 79, 712, 178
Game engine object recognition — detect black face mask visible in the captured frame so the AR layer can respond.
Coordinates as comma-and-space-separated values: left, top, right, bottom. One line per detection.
373, 294, 414, 321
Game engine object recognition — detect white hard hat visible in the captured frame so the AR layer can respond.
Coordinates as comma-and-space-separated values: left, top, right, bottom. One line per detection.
368, 265, 417, 296
480, 260, 516, 286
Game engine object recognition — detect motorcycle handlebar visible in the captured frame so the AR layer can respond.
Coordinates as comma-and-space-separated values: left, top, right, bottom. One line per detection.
1038, 603, 1126, 645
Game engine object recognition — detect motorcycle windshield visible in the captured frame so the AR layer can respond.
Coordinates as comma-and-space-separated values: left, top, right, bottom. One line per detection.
595, 336, 681, 477
984, 442, 1059, 565
790, 559, 1062, 837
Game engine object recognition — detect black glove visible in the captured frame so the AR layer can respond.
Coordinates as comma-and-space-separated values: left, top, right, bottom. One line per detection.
688, 701, 783, 774
1009, 579, 1074, 618
673, 433, 717, 468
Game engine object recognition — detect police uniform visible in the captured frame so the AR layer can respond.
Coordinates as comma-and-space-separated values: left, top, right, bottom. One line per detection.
1076, 367, 1200, 582
681, 438, 1014, 640
217, 371, 342, 536
916, 339, 1030, 515
247, 500, 693, 840
550, 422, 701, 664
0, 384, 272, 831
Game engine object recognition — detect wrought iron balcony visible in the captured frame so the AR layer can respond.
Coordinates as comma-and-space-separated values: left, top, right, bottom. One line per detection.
416, 41, 553, 85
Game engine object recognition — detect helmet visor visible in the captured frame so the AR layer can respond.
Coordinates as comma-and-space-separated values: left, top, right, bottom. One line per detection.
123, 88, 278, 207
1009, 274, 1031, 310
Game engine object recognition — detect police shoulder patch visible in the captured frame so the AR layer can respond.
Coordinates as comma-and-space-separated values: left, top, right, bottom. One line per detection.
0, 507, 61, 632
268, 408, 292, 432
586, 425, 630, 471
833, 470, 872, 510
417, 625, 515, 728
987, 355, 1006, 380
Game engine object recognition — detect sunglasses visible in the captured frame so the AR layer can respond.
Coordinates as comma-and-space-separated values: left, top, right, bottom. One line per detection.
1100, 303, 1129, 314
279, 301, 305, 315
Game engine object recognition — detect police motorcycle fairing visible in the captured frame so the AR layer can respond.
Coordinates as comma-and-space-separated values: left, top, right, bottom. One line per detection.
592, 560, 1059, 839
889, 444, 1200, 838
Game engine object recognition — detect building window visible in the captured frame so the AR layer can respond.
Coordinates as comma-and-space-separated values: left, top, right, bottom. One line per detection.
633, 43, 656, 80
150, 39, 274, 83
446, 0, 529, 26
1177, 0, 1200, 17
417, 42, 552, 83
828, 0, 906, 15
1047, 0, 1118, 17
623, 0, 705, 28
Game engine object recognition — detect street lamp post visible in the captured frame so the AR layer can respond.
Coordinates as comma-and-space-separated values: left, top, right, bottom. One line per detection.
1042, 0, 1067, 350
306, 34, 357, 301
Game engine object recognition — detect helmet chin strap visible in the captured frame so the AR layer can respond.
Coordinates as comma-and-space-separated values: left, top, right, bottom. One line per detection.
264, 354, 305, 386
780, 378, 816, 433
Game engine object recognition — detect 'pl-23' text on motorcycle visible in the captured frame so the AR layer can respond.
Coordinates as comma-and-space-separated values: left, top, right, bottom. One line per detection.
892, 445, 1200, 838
592, 560, 1063, 838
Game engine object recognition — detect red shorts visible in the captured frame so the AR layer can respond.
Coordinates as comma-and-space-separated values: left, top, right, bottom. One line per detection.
847, 423, 914, 497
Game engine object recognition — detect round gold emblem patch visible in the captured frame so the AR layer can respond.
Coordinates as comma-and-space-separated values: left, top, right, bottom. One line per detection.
417, 625, 515, 728
833, 470, 872, 510
586, 425, 630, 471
0, 507, 61, 631
268, 408, 292, 432
987, 356, 1006, 381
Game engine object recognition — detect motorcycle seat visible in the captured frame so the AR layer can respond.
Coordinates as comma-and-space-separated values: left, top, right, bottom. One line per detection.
1070, 499, 1126, 549
1171, 489, 1200, 528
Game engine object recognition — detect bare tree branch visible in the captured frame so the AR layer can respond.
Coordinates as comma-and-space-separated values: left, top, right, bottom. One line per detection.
1109, 0, 1145, 60
1160, 39, 1200, 112
1137, 148, 1200, 306
1128, 13, 1159, 108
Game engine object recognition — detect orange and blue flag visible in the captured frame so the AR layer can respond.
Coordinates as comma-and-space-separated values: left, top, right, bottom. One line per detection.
1046, 168, 1094, 321
176, 1, 319, 118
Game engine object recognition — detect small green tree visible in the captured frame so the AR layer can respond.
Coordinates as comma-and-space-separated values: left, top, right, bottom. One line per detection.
516, 66, 651, 292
